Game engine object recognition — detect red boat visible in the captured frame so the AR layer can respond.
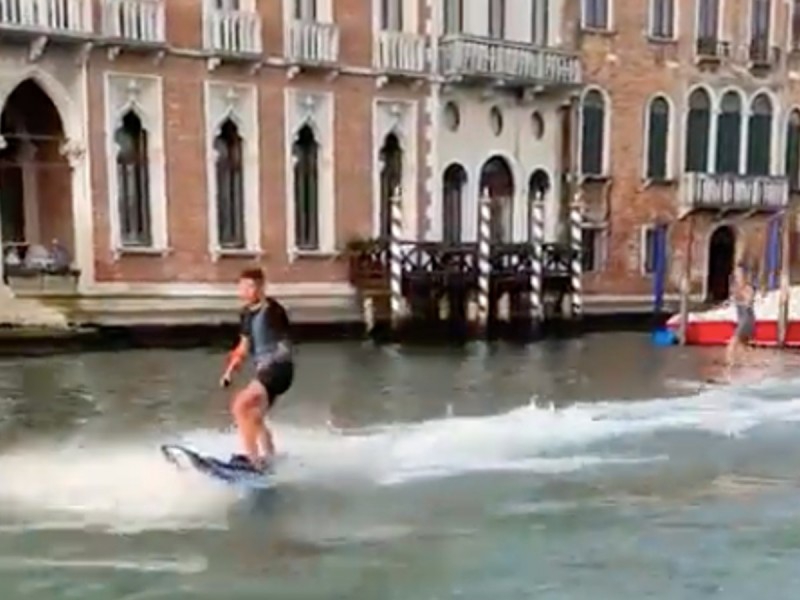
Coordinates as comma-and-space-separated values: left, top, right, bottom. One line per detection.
665, 288, 800, 346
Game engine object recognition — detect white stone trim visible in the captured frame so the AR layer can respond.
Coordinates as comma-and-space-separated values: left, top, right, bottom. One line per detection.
284, 87, 336, 256
372, 98, 419, 239
203, 80, 261, 258
103, 72, 168, 256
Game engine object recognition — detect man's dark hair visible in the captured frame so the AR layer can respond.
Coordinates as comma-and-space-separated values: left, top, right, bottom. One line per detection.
239, 268, 264, 285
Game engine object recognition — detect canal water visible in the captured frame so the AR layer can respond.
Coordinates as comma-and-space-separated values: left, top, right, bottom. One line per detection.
1, 333, 800, 598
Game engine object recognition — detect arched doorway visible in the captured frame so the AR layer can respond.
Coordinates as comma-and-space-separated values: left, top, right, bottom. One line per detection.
479, 155, 514, 242
706, 225, 736, 303
527, 169, 550, 242
0, 79, 72, 271
442, 163, 466, 243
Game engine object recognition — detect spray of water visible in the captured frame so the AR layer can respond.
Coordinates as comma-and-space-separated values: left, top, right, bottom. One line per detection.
0, 374, 798, 532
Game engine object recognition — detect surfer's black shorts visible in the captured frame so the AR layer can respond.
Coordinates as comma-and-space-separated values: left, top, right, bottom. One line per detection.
256, 360, 294, 407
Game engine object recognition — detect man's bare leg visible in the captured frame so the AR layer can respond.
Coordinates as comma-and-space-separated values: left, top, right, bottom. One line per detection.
231, 380, 266, 465
254, 413, 275, 459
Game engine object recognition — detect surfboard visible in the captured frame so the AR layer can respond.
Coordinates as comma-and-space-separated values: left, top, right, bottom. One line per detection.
160, 444, 274, 489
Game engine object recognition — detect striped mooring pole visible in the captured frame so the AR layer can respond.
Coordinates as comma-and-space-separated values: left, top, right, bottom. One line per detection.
389, 187, 403, 328
477, 190, 491, 334
569, 201, 583, 318
529, 198, 545, 334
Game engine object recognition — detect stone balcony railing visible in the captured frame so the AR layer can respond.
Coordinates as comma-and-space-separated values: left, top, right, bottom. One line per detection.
102, 0, 164, 45
285, 19, 339, 65
0, 0, 92, 36
204, 5, 261, 56
682, 173, 789, 211
439, 34, 581, 87
374, 30, 427, 74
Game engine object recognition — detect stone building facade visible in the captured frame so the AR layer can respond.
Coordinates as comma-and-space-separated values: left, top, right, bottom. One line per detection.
6, 0, 789, 327
0, 0, 581, 325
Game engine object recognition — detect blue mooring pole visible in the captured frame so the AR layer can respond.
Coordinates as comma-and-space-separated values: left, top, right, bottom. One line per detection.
653, 222, 667, 317
766, 214, 781, 291
651, 222, 673, 345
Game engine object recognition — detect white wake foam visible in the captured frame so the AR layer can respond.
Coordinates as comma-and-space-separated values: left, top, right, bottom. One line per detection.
1, 374, 799, 530
0, 437, 236, 533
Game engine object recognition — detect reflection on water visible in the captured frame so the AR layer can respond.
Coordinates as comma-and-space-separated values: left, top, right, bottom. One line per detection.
0, 333, 798, 598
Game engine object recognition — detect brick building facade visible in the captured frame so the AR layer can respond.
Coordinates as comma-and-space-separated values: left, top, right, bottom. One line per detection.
3, 0, 792, 327
575, 0, 800, 305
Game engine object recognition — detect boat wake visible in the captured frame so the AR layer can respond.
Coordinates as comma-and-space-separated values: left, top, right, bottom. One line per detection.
0, 374, 799, 531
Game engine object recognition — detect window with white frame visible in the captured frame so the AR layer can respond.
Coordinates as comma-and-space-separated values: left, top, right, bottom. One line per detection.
582, 0, 609, 30
697, 0, 719, 40
645, 96, 670, 180
488, 0, 505, 38
443, 0, 463, 34
295, 0, 317, 20
684, 88, 711, 172
115, 111, 152, 247
581, 225, 604, 272
293, 125, 320, 250
792, 1, 800, 50
749, 0, 771, 60
215, 0, 241, 9
531, 0, 549, 45
580, 89, 606, 176
649, 0, 674, 39
214, 120, 245, 249
381, 0, 403, 31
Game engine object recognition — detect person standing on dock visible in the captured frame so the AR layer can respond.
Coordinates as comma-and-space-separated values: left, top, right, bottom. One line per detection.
726, 263, 756, 367
220, 268, 295, 470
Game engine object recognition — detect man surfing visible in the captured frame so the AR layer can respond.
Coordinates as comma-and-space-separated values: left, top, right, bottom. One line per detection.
220, 268, 294, 470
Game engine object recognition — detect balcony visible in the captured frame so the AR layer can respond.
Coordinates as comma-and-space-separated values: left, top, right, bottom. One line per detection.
682, 173, 788, 212
748, 37, 780, 68
203, 4, 261, 69
695, 36, 731, 63
438, 35, 581, 89
285, 20, 339, 74
102, 0, 165, 58
0, 0, 92, 58
374, 30, 427, 80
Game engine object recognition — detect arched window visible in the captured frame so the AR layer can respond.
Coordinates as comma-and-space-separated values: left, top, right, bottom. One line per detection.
684, 88, 710, 172
581, 89, 605, 176
746, 93, 772, 175
214, 119, 245, 248
646, 96, 670, 179
715, 91, 742, 174
293, 125, 319, 250
115, 111, 151, 246
379, 133, 402, 238
442, 163, 466, 243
